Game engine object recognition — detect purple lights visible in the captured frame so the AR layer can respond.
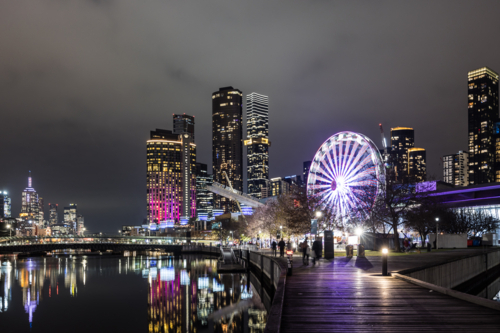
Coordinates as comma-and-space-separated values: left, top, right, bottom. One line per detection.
307, 131, 384, 219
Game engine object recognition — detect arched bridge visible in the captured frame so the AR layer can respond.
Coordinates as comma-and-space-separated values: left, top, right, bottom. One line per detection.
0, 235, 220, 255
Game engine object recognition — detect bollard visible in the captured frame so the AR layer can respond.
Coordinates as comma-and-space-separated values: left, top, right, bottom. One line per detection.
346, 245, 354, 257
382, 248, 388, 276
357, 244, 365, 257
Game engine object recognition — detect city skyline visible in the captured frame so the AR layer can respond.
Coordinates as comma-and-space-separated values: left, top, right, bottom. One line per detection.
1, 1, 500, 232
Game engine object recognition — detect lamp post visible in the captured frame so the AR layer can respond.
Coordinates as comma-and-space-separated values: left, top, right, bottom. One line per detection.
382, 248, 388, 276
315, 211, 322, 237
435, 217, 439, 250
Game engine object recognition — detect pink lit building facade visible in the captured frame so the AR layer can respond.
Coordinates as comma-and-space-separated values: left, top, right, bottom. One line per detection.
146, 129, 196, 224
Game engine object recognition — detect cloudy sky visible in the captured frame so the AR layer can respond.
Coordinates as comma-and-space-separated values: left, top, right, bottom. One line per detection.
1, 1, 500, 233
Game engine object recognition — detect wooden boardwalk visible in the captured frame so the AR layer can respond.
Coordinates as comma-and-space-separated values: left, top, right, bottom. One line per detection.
281, 252, 500, 332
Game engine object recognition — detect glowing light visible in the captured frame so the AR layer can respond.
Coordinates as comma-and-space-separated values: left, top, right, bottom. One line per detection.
355, 228, 363, 236
382, 248, 388, 254
307, 131, 384, 219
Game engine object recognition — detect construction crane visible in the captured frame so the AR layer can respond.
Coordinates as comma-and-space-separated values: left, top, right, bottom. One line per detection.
379, 123, 388, 154
222, 171, 248, 225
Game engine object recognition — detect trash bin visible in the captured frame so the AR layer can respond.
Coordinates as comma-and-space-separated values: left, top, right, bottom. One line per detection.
346, 245, 354, 257
357, 244, 365, 257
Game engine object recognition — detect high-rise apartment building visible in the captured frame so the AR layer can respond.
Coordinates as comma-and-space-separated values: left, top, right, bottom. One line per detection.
467, 67, 499, 185
20, 173, 40, 223
391, 127, 415, 183
408, 148, 427, 183
270, 177, 290, 197
77, 214, 85, 235
212, 87, 243, 213
443, 151, 469, 186
146, 128, 196, 224
195, 163, 213, 221
173, 114, 195, 140
245, 93, 270, 198
303, 161, 312, 188
2, 191, 11, 218
48, 203, 58, 225
64, 203, 77, 230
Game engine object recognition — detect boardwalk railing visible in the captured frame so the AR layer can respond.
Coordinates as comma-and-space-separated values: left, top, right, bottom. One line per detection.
397, 248, 500, 289
240, 249, 287, 333
394, 248, 500, 311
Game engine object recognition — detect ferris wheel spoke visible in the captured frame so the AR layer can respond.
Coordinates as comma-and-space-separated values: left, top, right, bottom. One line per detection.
344, 154, 373, 183
328, 143, 340, 178
346, 167, 375, 185
341, 141, 359, 178
319, 156, 335, 180
313, 174, 334, 184
343, 143, 366, 178
342, 145, 368, 180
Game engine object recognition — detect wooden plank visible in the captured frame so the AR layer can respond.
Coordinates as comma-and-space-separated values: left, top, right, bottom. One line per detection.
280, 252, 500, 332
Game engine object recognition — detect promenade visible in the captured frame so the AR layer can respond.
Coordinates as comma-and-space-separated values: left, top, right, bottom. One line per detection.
279, 249, 500, 332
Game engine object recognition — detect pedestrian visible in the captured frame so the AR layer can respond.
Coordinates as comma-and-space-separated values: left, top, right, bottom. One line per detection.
278, 238, 286, 257
301, 237, 310, 265
312, 238, 322, 265
271, 239, 277, 256
403, 238, 409, 253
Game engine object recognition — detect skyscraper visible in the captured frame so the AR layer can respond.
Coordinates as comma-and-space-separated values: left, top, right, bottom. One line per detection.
146, 129, 196, 224
173, 114, 195, 140
212, 87, 243, 213
20, 173, 40, 223
48, 203, 58, 225
245, 93, 270, 198
408, 148, 427, 182
64, 203, 78, 231
390, 127, 415, 183
270, 177, 290, 196
303, 161, 312, 188
195, 163, 213, 222
443, 151, 469, 186
467, 67, 499, 185
76, 214, 85, 235
2, 191, 11, 218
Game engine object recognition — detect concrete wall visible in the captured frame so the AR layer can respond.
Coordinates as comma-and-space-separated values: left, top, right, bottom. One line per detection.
404, 249, 500, 289
428, 234, 467, 249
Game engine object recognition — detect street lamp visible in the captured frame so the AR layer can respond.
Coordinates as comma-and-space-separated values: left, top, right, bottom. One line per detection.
435, 217, 439, 250
316, 211, 322, 218
382, 248, 388, 276
6, 224, 11, 237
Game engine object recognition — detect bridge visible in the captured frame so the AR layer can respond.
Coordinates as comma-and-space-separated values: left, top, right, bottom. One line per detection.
205, 182, 264, 208
0, 235, 220, 255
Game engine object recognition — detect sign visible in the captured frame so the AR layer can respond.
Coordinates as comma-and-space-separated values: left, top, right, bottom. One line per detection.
311, 219, 318, 235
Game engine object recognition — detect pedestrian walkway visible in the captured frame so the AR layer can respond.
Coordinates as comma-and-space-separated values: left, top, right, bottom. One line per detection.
281, 250, 500, 332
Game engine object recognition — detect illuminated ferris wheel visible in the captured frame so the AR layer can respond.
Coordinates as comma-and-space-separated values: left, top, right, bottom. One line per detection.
307, 131, 384, 219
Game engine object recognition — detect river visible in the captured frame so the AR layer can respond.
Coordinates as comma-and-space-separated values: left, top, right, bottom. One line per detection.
0, 253, 267, 332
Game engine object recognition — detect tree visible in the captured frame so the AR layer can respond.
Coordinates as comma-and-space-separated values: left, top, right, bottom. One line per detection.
404, 197, 447, 247
441, 208, 499, 237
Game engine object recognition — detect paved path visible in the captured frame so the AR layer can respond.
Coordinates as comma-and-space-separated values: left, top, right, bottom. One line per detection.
280, 250, 500, 332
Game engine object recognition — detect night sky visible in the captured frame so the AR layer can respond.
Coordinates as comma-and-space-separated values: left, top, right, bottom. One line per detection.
1, 1, 500, 233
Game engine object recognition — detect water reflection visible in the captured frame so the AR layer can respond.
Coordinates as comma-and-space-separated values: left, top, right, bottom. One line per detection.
0, 255, 267, 332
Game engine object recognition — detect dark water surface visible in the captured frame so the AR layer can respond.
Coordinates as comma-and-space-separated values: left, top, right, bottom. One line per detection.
0, 254, 266, 332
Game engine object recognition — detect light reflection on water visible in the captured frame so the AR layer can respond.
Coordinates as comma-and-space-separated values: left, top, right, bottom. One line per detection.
0, 254, 267, 332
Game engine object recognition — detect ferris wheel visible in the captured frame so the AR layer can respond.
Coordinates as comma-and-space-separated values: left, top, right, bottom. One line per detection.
307, 131, 384, 219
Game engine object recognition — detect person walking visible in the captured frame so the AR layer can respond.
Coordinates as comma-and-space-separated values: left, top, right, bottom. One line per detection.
271, 239, 277, 257
312, 238, 322, 265
278, 238, 286, 257
301, 237, 310, 265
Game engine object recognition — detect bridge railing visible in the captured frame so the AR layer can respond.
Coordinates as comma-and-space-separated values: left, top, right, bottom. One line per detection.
0, 236, 218, 247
